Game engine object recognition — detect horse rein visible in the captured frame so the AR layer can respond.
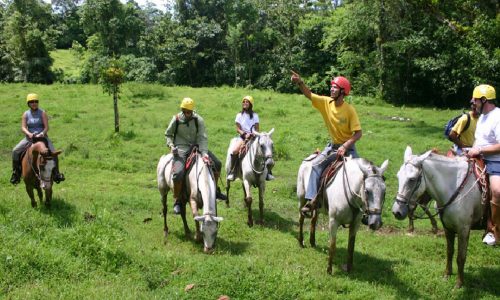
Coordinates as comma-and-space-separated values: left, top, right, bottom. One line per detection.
396, 158, 477, 216
342, 157, 385, 217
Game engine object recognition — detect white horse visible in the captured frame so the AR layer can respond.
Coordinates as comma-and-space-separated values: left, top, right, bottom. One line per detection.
297, 155, 389, 274
157, 151, 223, 253
392, 146, 484, 288
225, 128, 274, 227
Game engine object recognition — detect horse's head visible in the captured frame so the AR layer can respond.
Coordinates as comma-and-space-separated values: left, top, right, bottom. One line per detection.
254, 128, 275, 169
38, 150, 62, 190
194, 214, 223, 253
357, 158, 389, 230
31, 141, 62, 190
392, 146, 431, 220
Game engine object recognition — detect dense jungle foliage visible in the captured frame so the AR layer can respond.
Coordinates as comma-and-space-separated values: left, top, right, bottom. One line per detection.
0, 0, 498, 107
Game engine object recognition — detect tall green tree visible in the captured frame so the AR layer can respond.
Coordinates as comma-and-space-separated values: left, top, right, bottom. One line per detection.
2, 0, 55, 83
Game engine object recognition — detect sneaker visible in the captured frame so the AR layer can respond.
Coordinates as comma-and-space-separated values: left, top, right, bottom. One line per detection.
227, 173, 235, 181
266, 174, 275, 181
173, 204, 181, 215
216, 187, 227, 201
482, 232, 496, 246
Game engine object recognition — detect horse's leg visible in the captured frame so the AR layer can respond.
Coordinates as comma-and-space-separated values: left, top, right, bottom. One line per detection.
257, 182, 265, 225
45, 188, 52, 208
424, 208, 439, 234
327, 219, 339, 275
455, 227, 470, 289
310, 208, 318, 248
408, 212, 415, 233
343, 223, 359, 273
443, 227, 455, 280
180, 201, 191, 238
190, 197, 202, 243
242, 181, 253, 227
160, 190, 169, 239
298, 209, 305, 248
25, 184, 37, 208
225, 179, 230, 208
36, 186, 43, 205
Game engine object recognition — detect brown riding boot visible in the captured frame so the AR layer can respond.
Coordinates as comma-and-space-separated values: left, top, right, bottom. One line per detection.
227, 154, 238, 181
173, 180, 183, 215
10, 159, 21, 185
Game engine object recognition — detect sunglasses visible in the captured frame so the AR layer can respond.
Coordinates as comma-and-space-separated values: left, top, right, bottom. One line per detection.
28, 100, 39, 104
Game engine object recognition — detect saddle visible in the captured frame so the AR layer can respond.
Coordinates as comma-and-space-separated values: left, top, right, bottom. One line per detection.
470, 158, 491, 230
313, 155, 344, 211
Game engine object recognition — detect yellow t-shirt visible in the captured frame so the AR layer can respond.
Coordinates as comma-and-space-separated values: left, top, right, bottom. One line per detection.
311, 93, 361, 144
451, 111, 477, 147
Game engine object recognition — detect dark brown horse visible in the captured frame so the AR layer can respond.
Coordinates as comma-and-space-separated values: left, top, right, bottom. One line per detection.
408, 192, 439, 234
22, 140, 62, 208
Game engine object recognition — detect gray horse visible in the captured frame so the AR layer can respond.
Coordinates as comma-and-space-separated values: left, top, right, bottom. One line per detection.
298, 156, 388, 274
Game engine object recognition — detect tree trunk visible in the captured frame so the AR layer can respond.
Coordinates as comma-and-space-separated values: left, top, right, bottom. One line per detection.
377, 0, 387, 100
113, 84, 119, 133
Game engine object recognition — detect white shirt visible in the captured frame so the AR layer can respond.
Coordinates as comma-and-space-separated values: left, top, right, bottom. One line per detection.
474, 107, 500, 161
235, 111, 259, 133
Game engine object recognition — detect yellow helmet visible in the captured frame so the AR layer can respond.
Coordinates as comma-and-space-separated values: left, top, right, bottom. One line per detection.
180, 97, 195, 110
26, 93, 39, 102
472, 84, 496, 100
242, 95, 254, 106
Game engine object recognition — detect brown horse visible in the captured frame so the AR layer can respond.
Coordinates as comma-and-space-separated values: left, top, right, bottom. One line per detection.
408, 192, 439, 234
22, 140, 62, 208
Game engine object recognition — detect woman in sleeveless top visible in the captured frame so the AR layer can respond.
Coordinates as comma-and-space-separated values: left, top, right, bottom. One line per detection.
10, 93, 65, 185
226, 95, 274, 181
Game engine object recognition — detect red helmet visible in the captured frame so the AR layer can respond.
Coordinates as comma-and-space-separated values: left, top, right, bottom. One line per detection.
331, 76, 351, 96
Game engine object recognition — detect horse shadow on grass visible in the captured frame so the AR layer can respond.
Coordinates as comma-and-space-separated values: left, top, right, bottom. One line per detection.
255, 209, 298, 233
311, 244, 421, 299
457, 266, 500, 298
169, 226, 250, 255
38, 196, 77, 227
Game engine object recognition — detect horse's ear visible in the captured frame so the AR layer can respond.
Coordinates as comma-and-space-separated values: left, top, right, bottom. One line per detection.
378, 159, 389, 175
52, 150, 63, 156
417, 150, 432, 162
404, 146, 412, 162
268, 128, 274, 136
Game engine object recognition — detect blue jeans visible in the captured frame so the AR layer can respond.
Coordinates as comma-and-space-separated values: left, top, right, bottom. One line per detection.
305, 143, 359, 200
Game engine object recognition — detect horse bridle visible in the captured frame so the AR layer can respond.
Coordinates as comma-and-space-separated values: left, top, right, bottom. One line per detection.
28, 148, 53, 184
395, 158, 473, 214
343, 158, 385, 217
395, 161, 423, 209
248, 136, 273, 175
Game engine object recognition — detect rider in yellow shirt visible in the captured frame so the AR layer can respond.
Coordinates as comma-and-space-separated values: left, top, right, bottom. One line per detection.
291, 71, 362, 214
449, 99, 479, 155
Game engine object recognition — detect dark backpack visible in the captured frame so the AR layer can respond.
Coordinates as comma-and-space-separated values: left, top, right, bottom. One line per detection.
444, 112, 470, 141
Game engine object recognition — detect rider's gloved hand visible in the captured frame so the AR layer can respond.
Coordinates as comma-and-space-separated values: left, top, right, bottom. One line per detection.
36, 132, 45, 138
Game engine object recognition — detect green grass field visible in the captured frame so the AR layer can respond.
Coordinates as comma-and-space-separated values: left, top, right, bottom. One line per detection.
0, 83, 498, 299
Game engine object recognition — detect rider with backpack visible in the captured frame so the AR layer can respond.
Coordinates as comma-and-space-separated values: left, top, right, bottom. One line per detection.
10, 93, 65, 185
448, 99, 479, 155
291, 71, 362, 214
165, 97, 227, 215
